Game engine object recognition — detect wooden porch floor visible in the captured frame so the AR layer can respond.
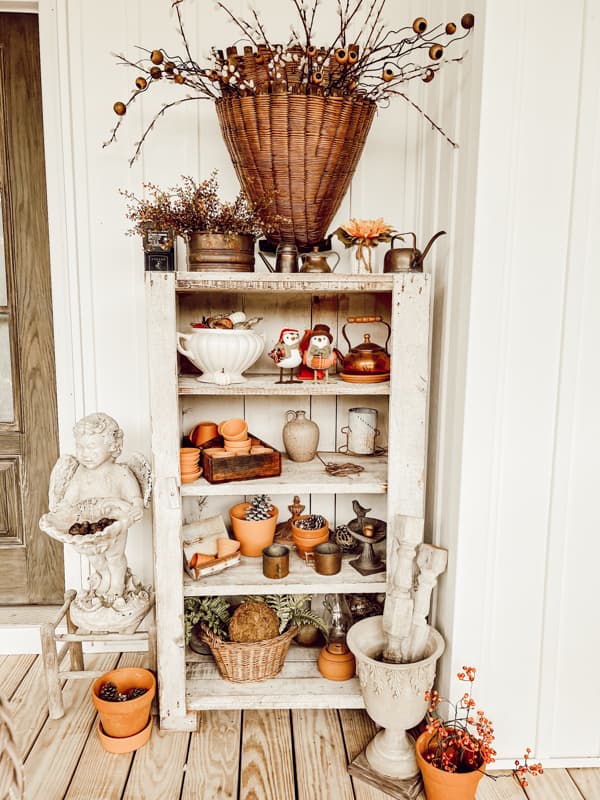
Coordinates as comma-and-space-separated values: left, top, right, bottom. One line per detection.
1, 651, 599, 800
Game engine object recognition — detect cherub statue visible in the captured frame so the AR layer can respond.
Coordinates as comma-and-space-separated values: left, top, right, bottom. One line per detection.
302, 323, 337, 383
40, 413, 152, 633
268, 328, 302, 384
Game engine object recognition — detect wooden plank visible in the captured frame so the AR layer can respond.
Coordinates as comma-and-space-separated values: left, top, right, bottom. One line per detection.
181, 709, 241, 800
0, 654, 35, 699
339, 709, 423, 800
63, 652, 147, 800
0, 605, 61, 628
520, 769, 585, 799
122, 723, 189, 800
186, 646, 363, 710
176, 272, 399, 293
387, 273, 431, 521
568, 768, 600, 798
292, 708, 354, 800
179, 373, 391, 396
22, 654, 118, 799
476, 772, 529, 799
181, 453, 388, 496
240, 710, 295, 800
183, 550, 386, 596
146, 273, 189, 729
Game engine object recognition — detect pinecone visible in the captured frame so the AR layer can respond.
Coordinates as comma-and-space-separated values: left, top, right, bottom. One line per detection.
98, 681, 127, 702
125, 687, 148, 700
244, 495, 274, 521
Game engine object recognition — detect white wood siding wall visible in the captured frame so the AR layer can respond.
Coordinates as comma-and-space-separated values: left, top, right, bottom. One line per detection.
27, 0, 599, 764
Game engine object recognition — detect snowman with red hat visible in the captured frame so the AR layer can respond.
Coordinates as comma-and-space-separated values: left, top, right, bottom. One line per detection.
269, 328, 302, 384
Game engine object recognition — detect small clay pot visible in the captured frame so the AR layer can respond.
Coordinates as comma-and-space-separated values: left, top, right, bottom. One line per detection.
218, 418, 248, 440
92, 667, 155, 739
291, 516, 329, 557
229, 502, 279, 557
189, 421, 218, 446
317, 645, 356, 681
415, 731, 486, 800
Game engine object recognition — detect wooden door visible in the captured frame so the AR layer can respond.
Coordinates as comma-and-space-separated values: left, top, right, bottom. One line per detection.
0, 13, 63, 603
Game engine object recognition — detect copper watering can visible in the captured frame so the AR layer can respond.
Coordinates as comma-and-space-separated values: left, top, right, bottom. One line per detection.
383, 230, 446, 273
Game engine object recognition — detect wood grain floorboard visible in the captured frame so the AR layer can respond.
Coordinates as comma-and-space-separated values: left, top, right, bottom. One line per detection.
23, 654, 118, 800
181, 709, 241, 800
568, 768, 600, 798
292, 708, 354, 800
122, 726, 190, 800
64, 653, 148, 800
0, 653, 36, 699
339, 708, 426, 800
240, 709, 295, 800
476, 772, 528, 798
520, 769, 584, 799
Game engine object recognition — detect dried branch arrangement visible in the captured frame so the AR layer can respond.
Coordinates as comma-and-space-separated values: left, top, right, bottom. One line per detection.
106, 0, 474, 161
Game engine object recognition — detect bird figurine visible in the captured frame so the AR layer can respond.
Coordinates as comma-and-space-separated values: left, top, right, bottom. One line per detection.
269, 328, 302, 383
302, 323, 337, 383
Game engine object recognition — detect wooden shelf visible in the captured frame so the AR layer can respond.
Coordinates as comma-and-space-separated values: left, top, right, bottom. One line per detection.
180, 453, 387, 496
183, 551, 387, 597
179, 373, 391, 396
176, 271, 402, 294
186, 644, 364, 710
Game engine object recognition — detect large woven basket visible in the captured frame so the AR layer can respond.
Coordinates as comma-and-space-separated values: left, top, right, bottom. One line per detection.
215, 94, 377, 248
200, 624, 297, 683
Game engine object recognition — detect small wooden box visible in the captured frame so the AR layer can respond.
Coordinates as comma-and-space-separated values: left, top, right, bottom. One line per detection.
200, 433, 281, 484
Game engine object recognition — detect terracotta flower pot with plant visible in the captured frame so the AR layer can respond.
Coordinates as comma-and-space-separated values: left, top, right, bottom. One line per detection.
92, 667, 155, 750
229, 495, 278, 557
415, 665, 543, 800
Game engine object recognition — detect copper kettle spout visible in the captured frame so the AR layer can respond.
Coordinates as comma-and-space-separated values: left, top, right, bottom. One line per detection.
420, 230, 446, 263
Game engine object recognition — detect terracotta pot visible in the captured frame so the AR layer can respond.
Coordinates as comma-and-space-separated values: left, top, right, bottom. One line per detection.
229, 502, 279, 557
415, 731, 486, 800
97, 716, 153, 754
218, 418, 248, 440
291, 516, 329, 557
189, 421, 218, 446
92, 667, 155, 739
317, 646, 356, 681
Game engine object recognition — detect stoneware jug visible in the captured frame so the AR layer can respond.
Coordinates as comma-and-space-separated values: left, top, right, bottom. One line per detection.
282, 410, 320, 462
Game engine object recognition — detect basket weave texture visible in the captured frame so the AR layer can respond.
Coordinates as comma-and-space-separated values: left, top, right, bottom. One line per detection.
200, 623, 298, 683
216, 94, 376, 248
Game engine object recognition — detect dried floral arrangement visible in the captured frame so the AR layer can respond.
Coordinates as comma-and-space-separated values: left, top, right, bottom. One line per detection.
121, 170, 283, 239
423, 665, 543, 788
334, 217, 395, 272
106, 0, 475, 162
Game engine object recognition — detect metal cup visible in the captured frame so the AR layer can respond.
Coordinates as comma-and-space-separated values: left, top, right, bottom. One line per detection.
262, 544, 290, 579
306, 542, 342, 575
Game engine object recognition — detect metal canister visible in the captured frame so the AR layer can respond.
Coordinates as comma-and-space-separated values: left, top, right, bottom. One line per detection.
342, 407, 379, 455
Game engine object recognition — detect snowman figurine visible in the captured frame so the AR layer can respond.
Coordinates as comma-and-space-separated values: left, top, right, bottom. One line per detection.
269, 328, 302, 384
302, 323, 337, 383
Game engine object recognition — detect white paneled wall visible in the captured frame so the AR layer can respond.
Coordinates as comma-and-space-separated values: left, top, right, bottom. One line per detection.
28, 0, 599, 764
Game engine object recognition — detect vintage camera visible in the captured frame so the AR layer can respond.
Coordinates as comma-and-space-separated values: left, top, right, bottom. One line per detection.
143, 226, 176, 271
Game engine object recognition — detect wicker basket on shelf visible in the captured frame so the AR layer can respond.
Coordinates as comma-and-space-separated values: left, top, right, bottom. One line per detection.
200, 623, 298, 683
215, 93, 376, 249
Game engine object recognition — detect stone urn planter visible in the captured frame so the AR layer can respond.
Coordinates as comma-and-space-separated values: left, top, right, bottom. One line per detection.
346, 615, 444, 780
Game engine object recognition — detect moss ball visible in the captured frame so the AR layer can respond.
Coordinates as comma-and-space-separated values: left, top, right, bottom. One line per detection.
229, 601, 279, 643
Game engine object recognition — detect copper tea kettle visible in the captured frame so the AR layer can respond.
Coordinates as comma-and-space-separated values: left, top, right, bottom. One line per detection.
383, 230, 446, 273
335, 316, 391, 380
299, 247, 340, 273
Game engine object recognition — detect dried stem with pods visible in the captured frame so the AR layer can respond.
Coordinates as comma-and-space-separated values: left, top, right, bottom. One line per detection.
105, 0, 474, 163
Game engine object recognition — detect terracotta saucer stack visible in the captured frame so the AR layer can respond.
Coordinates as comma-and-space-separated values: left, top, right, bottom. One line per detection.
180, 447, 203, 483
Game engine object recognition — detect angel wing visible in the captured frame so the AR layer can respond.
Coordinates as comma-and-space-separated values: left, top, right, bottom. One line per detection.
48, 455, 79, 511
124, 452, 152, 507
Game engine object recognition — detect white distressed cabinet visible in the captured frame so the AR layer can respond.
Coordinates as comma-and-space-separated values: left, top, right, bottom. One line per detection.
145, 271, 431, 730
